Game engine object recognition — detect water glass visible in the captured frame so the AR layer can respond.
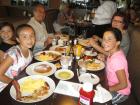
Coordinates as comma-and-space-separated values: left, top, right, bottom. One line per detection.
60, 55, 71, 69
79, 66, 86, 75
78, 60, 87, 75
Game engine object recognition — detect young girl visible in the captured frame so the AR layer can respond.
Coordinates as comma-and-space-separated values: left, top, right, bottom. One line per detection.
0, 24, 35, 100
102, 28, 131, 105
90, 11, 130, 56
0, 22, 17, 62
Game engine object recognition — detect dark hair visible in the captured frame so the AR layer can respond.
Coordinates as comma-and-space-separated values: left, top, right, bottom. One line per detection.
16, 24, 35, 38
112, 11, 129, 29
33, 3, 45, 12
0, 22, 15, 33
105, 28, 122, 41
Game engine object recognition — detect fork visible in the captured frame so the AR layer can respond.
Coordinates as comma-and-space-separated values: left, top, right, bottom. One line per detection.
90, 74, 95, 79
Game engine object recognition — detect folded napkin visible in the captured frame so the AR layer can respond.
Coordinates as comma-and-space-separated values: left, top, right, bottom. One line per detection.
94, 84, 112, 103
54, 81, 112, 103
54, 80, 82, 97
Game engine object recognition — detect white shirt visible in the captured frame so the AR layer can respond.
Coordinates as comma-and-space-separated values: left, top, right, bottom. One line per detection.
92, 0, 117, 25
28, 17, 48, 53
0, 46, 32, 92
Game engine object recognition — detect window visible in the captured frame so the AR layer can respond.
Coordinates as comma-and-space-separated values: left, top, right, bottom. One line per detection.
11, 0, 48, 7
62, 0, 99, 10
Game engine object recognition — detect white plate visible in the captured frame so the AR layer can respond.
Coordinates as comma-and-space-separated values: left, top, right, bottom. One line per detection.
26, 62, 56, 76
34, 51, 61, 62
55, 69, 74, 80
78, 73, 100, 85
78, 59, 105, 71
78, 38, 91, 47
84, 51, 97, 56
49, 45, 67, 53
10, 75, 55, 103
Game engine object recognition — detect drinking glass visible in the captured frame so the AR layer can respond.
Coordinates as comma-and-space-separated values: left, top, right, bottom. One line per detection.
78, 60, 87, 75
60, 55, 71, 69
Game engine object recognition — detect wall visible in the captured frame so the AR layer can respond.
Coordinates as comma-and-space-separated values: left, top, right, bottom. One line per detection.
0, 0, 10, 6
48, 0, 61, 9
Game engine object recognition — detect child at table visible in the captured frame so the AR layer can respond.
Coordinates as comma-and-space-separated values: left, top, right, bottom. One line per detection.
102, 28, 131, 105
0, 22, 17, 63
0, 24, 35, 100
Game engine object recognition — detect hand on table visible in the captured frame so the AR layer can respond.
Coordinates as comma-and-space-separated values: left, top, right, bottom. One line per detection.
44, 36, 53, 47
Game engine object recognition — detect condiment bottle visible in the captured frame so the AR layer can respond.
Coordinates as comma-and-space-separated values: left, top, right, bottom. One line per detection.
78, 82, 95, 105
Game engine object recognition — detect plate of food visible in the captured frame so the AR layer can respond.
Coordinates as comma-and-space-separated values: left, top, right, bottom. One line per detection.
78, 73, 100, 85
78, 39, 91, 47
10, 75, 55, 103
78, 59, 105, 71
34, 51, 61, 62
49, 45, 67, 53
26, 62, 56, 76
55, 69, 74, 80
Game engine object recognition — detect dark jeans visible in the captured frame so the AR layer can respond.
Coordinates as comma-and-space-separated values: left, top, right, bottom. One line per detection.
87, 24, 111, 38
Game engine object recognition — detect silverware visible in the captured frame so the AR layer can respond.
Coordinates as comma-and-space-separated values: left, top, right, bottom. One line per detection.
77, 69, 80, 77
90, 74, 95, 79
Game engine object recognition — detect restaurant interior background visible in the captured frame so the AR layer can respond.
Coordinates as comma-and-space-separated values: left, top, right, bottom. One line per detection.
0, 0, 140, 31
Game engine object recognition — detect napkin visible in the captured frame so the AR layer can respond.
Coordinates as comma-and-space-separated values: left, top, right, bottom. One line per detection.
54, 80, 82, 97
54, 81, 112, 103
93, 84, 112, 103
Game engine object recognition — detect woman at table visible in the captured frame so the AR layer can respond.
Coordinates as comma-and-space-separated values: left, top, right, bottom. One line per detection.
53, 2, 74, 33
90, 11, 130, 56
0, 24, 35, 100
102, 28, 131, 105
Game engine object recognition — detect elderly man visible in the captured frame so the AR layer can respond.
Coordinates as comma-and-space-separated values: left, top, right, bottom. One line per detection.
28, 3, 52, 53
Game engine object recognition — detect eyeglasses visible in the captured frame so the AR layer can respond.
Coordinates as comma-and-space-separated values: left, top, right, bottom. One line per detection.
112, 20, 123, 23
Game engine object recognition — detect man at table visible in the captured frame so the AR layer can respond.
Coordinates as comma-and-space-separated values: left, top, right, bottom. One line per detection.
28, 3, 52, 54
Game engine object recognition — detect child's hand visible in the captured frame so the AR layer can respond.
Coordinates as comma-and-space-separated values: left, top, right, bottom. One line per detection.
89, 38, 97, 46
92, 35, 100, 42
12, 80, 21, 100
97, 53, 106, 62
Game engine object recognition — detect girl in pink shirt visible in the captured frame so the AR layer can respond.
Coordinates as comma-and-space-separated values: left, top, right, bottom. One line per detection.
102, 28, 131, 105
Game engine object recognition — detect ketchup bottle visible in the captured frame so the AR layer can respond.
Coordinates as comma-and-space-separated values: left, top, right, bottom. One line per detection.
78, 82, 95, 105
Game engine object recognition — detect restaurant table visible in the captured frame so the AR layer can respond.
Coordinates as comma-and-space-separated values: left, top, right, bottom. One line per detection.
0, 45, 112, 105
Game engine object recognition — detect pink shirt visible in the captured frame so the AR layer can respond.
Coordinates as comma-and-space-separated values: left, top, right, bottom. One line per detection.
106, 50, 131, 95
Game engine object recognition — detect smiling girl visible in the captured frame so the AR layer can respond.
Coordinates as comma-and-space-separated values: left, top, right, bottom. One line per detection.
0, 24, 35, 100
0, 22, 17, 63
102, 28, 131, 105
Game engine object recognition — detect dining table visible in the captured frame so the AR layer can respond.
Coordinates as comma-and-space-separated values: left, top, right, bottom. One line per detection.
0, 38, 112, 105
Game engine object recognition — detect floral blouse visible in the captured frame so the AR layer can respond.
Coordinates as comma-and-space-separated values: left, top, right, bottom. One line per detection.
0, 45, 32, 92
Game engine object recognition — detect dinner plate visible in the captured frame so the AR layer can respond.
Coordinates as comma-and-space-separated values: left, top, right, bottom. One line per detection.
78, 73, 100, 85
10, 75, 55, 103
78, 38, 91, 47
26, 62, 56, 76
49, 45, 67, 53
78, 59, 105, 71
84, 51, 97, 57
34, 51, 61, 62
55, 69, 74, 80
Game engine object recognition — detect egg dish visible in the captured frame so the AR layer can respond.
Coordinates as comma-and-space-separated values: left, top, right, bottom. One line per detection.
20, 78, 49, 101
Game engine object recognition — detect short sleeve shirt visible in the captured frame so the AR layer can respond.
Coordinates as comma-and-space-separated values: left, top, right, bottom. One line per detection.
106, 50, 131, 95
